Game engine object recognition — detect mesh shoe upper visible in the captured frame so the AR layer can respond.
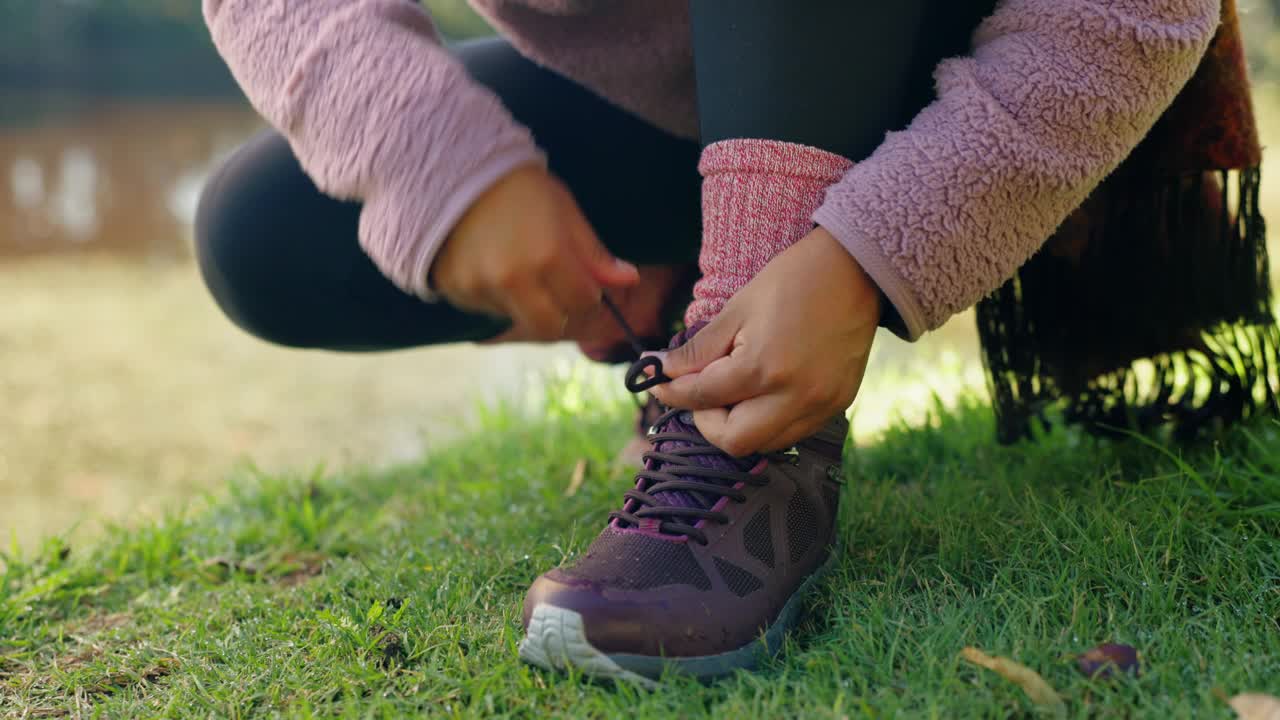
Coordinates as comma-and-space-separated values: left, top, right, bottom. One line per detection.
558, 527, 711, 591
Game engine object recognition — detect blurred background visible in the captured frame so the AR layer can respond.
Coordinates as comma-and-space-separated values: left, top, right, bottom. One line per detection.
4, 0, 1280, 549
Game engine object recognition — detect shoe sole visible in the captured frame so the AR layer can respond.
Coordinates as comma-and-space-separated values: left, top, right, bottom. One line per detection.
518, 558, 832, 686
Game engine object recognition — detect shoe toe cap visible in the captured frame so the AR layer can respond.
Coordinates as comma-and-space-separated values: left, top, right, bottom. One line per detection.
522, 569, 732, 657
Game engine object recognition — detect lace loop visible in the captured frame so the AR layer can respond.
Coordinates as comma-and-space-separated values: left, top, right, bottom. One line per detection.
624, 355, 670, 392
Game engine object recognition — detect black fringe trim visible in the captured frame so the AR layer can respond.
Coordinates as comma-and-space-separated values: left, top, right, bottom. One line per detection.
977, 167, 1280, 443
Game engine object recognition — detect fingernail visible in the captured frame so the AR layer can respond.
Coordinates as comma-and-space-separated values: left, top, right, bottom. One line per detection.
615, 259, 638, 273
641, 351, 667, 361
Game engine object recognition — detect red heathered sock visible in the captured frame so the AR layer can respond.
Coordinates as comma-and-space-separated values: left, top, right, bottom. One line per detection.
684, 139, 854, 326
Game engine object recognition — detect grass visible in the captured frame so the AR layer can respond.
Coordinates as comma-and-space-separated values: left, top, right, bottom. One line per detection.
2, 379, 1278, 719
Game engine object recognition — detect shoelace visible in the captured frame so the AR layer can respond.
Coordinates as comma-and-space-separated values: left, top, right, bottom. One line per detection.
608, 406, 765, 544
600, 295, 671, 393
601, 295, 787, 545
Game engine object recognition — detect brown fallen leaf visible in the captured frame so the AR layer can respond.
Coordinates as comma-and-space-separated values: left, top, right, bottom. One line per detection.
961, 646, 1066, 718
564, 458, 588, 497
1077, 642, 1141, 679
1230, 693, 1280, 720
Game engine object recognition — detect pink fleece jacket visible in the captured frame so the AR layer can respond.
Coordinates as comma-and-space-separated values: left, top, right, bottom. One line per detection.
203, 0, 1220, 339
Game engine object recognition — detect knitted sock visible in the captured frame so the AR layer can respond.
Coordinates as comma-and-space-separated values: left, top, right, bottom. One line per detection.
685, 139, 854, 326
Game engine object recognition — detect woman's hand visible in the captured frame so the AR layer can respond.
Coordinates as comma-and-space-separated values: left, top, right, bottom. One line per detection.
648, 227, 880, 456
572, 264, 683, 361
431, 164, 639, 340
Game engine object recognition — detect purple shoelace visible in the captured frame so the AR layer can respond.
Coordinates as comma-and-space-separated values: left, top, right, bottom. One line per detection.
602, 297, 769, 544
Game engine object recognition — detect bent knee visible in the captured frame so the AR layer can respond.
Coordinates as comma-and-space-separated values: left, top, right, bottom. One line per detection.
194, 131, 329, 348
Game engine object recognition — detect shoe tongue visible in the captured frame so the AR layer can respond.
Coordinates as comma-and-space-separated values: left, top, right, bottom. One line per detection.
645, 324, 756, 513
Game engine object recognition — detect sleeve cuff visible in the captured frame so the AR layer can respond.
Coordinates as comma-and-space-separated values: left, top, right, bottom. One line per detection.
812, 203, 928, 341
409, 145, 547, 302
359, 140, 546, 303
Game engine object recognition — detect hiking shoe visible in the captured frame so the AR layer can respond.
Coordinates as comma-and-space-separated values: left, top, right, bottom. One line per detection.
519, 331, 849, 684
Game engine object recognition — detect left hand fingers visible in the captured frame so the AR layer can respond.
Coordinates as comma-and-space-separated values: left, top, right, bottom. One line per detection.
694, 397, 829, 457
649, 353, 759, 410
690, 393, 802, 457
756, 416, 830, 455
656, 309, 740, 379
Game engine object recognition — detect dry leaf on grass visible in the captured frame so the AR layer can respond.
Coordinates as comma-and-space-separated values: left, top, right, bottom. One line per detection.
961, 646, 1066, 718
1077, 643, 1141, 679
1230, 694, 1280, 720
564, 458, 588, 497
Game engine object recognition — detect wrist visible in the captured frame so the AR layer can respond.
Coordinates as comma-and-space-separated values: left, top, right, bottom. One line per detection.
447, 164, 545, 239
809, 209, 927, 340
805, 226, 883, 324
430, 161, 546, 296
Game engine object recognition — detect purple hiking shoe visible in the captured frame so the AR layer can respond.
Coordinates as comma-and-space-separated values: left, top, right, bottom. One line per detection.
519, 325, 848, 685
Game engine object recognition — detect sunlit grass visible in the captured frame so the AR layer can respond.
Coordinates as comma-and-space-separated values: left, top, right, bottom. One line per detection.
1, 379, 1277, 717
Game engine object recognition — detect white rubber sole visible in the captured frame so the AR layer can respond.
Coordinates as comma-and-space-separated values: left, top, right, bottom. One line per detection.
518, 558, 833, 686
518, 604, 660, 689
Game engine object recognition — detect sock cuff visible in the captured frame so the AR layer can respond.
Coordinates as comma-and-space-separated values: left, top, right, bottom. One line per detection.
698, 138, 853, 182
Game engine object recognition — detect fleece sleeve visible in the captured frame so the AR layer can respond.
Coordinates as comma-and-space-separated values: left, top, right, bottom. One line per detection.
203, 0, 545, 298
812, 0, 1221, 339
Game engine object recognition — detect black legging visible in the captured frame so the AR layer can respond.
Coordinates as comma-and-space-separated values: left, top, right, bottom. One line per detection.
196, 3, 989, 352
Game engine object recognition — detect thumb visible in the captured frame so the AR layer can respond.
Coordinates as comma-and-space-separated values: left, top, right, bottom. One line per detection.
573, 223, 639, 289
657, 313, 738, 379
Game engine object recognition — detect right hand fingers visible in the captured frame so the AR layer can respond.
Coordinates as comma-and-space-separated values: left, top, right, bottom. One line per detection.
447, 247, 589, 330
557, 189, 639, 289
544, 257, 606, 336
504, 278, 569, 341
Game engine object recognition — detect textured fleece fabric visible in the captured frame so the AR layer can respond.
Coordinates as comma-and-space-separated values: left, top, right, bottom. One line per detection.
686, 140, 854, 326
203, 0, 1220, 338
